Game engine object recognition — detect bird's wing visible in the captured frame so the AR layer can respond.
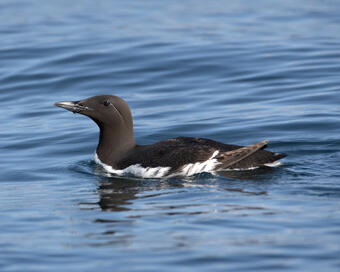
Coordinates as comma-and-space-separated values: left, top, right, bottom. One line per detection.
215, 140, 269, 169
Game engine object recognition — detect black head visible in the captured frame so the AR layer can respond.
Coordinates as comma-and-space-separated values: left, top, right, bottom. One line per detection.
55, 95, 135, 164
55, 95, 133, 129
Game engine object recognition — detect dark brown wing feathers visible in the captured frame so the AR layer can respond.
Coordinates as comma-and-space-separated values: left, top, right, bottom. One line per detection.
215, 140, 269, 169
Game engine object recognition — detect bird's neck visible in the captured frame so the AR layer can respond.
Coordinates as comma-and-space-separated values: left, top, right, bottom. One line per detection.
96, 125, 136, 167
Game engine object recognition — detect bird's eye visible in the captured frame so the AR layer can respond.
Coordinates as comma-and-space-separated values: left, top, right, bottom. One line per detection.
103, 100, 110, 107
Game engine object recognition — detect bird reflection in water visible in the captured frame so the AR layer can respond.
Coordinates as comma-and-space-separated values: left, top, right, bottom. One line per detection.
94, 175, 184, 212
96, 176, 138, 211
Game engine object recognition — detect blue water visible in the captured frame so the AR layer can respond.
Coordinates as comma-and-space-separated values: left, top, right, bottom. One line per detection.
1, 0, 340, 271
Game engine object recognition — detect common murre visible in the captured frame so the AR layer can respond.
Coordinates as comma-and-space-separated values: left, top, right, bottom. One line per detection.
55, 95, 286, 178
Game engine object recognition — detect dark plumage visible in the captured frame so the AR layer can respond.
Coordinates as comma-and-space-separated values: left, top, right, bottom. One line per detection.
55, 95, 286, 178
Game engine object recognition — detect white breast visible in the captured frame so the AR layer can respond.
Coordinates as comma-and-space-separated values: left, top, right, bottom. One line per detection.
94, 153, 171, 178
94, 151, 220, 178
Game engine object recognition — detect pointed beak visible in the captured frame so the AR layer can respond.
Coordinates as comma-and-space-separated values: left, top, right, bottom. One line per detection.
54, 101, 90, 113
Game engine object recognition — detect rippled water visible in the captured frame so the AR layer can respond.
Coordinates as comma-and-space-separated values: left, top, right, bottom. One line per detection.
1, 0, 340, 271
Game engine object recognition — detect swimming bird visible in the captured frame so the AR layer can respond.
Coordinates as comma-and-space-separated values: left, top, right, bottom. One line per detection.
55, 95, 286, 178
